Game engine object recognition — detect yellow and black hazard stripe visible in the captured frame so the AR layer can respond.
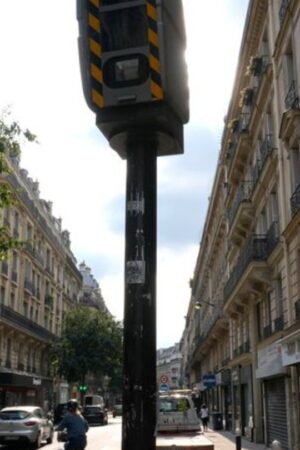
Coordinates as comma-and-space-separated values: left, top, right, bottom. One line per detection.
87, 0, 103, 109
146, 0, 164, 101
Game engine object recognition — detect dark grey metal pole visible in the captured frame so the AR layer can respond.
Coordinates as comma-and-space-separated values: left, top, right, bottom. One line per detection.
235, 435, 241, 450
122, 131, 157, 450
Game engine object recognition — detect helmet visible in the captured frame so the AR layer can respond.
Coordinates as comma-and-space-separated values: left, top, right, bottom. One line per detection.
67, 399, 79, 412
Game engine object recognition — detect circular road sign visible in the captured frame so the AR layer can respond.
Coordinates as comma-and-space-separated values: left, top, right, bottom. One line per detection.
160, 374, 169, 384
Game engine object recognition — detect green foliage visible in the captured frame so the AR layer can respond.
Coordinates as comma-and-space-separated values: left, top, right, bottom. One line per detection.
0, 108, 38, 260
51, 307, 123, 387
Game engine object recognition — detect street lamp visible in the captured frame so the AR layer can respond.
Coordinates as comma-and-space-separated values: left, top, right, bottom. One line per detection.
194, 299, 215, 309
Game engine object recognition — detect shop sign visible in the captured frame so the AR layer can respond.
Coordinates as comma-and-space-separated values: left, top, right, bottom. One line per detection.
33, 378, 41, 386
215, 372, 222, 385
231, 367, 239, 384
280, 331, 300, 366
256, 342, 286, 379
203, 374, 216, 388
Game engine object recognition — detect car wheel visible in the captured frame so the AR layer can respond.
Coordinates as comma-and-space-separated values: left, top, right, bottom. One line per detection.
46, 428, 54, 444
32, 431, 42, 449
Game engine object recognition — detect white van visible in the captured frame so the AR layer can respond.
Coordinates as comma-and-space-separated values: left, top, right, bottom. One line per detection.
84, 395, 104, 407
157, 390, 200, 432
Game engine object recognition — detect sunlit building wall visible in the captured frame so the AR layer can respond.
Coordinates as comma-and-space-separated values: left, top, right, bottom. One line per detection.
0, 152, 82, 408
182, 1, 300, 449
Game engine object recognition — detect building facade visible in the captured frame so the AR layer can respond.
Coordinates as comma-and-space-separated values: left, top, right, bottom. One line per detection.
79, 261, 110, 314
0, 151, 83, 409
157, 343, 182, 390
182, 1, 300, 450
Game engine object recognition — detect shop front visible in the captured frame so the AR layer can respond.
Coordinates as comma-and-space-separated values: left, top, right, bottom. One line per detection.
231, 365, 253, 439
256, 341, 289, 450
0, 371, 52, 410
279, 329, 300, 450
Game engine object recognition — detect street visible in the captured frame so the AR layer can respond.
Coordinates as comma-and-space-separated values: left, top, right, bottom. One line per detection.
0, 416, 122, 450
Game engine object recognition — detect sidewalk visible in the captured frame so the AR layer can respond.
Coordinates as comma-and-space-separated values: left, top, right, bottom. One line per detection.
204, 428, 269, 450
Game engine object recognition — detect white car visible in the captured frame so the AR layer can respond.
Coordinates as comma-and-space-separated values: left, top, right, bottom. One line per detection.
157, 390, 201, 432
0, 406, 54, 448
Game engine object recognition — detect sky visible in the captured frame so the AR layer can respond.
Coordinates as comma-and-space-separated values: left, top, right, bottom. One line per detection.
0, 0, 249, 348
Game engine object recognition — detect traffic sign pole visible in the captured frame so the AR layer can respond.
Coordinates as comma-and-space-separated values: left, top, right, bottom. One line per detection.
123, 132, 157, 450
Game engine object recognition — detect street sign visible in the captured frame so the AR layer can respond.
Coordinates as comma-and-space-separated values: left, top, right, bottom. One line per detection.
203, 374, 216, 388
159, 384, 169, 392
159, 374, 169, 384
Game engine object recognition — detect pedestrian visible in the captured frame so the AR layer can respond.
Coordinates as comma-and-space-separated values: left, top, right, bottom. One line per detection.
200, 404, 209, 432
56, 399, 89, 450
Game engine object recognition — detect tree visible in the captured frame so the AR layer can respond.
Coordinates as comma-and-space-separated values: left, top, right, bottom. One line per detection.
0, 108, 37, 259
51, 306, 123, 395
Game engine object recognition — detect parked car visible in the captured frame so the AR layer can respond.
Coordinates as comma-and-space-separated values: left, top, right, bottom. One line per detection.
53, 402, 68, 425
82, 405, 108, 425
157, 390, 201, 432
0, 406, 54, 448
112, 402, 122, 418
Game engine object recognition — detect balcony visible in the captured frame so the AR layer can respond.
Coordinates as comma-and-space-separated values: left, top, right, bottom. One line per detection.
227, 114, 251, 178
0, 304, 55, 342
279, 0, 290, 23
291, 183, 300, 216
224, 234, 269, 302
24, 279, 33, 294
228, 180, 254, 231
285, 80, 299, 110
225, 222, 280, 304
274, 315, 284, 332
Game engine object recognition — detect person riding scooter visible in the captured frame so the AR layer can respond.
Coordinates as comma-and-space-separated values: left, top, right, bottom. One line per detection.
56, 399, 89, 450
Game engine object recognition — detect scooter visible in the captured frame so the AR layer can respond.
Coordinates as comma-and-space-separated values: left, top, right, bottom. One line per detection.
57, 430, 85, 450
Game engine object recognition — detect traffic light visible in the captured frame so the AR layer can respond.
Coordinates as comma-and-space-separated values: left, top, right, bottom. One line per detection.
77, 0, 189, 157
78, 384, 87, 393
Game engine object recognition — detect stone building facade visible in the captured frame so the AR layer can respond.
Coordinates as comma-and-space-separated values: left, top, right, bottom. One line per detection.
182, 1, 300, 449
0, 152, 82, 409
79, 261, 110, 314
157, 343, 182, 390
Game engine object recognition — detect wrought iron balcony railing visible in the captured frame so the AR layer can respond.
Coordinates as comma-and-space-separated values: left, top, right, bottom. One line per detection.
266, 221, 280, 255
291, 183, 300, 216
24, 279, 33, 293
0, 304, 55, 341
285, 80, 300, 109
279, 0, 290, 23
228, 180, 254, 228
224, 234, 269, 301
274, 315, 284, 332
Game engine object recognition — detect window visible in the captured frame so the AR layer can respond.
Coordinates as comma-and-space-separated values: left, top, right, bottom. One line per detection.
0, 286, 5, 304
23, 302, 28, 317
290, 146, 300, 192
10, 292, 15, 309
27, 223, 33, 241
275, 276, 283, 317
100, 7, 148, 52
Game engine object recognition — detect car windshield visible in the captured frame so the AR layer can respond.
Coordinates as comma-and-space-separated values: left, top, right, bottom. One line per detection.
159, 397, 191, 413
84, 407, 101, 413
0, 410, 31, 420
